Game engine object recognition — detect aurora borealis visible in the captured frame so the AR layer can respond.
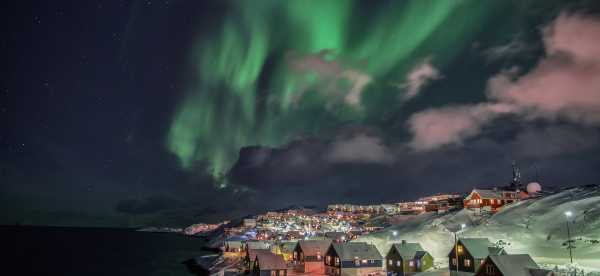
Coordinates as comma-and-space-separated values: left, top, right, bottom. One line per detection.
167, 0, 500, 185
2, 0, 600, 226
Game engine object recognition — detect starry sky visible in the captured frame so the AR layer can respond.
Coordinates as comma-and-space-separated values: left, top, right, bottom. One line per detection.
2, 0, 600, 227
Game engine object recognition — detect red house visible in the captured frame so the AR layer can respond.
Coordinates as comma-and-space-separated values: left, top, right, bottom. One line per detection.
464, 189, 518, 213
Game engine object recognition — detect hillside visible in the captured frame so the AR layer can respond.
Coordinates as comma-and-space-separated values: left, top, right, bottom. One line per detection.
357, 185, 600, 271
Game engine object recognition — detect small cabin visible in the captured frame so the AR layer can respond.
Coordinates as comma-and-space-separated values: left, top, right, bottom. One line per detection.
324, 242, 384, 276
246, 249, 272, 272
293, 239, 331, 273
475, 254, 555, 276
253, 253, 288, 276
386, 241, 433, 275
448, 238, 505, 274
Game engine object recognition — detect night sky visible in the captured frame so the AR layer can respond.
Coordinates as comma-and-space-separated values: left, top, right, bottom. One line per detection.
2, 0, 600, 227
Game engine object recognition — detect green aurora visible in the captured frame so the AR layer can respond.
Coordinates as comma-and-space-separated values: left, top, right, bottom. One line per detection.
166, 0, 505, 187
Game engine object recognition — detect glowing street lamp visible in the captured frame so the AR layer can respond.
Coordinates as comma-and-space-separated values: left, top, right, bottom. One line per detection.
454, 224, 467, 274
392, 230, 398, 237
564, 211, 574, 264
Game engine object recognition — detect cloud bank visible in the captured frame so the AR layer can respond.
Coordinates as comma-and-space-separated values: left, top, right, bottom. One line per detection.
398, 58, 442, 102
408, 13, 600, 151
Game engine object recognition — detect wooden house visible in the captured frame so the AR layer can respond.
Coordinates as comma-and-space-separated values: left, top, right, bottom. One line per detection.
252, 253, 288, 276
475, 254, 555, 276
293, 239, 332, 273
275, 241, 297, 262
386, 241, 433, 275
463, 189, 517, 213
246, 249, 272, 272
223, 236, 246, 253
324, 242, 384, 276
448, 238, 505, 274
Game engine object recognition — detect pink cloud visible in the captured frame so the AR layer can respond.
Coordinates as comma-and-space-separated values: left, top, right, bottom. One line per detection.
408, 13, 600, 151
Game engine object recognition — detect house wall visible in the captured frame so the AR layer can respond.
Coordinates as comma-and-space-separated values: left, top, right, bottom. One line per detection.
386, 247, 403, 274
304, 261, 325, 274
448, 241, 476, 273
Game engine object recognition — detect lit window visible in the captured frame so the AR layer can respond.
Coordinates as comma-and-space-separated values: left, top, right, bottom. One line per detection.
452, 258, 457, 266
388, 259, 392, 265
335, 257, 340, 266
326, 256, 331, 265
271, 271, 276, 276
457, 245, 463, 253
354, 257, 360, 266
280, 270, 285, 275
397, 260, 401, 267
362, 259, 367, 264
464, 259, 471, 267
409, 261, 414, 267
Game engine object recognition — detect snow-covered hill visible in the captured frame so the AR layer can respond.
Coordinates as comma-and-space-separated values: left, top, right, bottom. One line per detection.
357, 185, 600, 271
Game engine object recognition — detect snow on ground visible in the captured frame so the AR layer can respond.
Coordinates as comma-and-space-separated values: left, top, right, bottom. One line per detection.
357, 185, 600, 272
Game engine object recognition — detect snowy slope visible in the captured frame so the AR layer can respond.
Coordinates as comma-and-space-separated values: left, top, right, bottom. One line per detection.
357, 185, 600, 271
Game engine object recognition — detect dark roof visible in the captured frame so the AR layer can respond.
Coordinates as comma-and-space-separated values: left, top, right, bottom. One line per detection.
414, 251, 428, 259
456, 238, 503, 259
298, 240, 332, 256
248, 249, 272, 261
331, 242, 382, 261
485, 254, 540, 276
391, 242, 426, 259
256, 253, 287, 270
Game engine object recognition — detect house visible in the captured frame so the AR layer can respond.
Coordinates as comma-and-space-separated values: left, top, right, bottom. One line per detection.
324, 242, 384, 276
252, 253, 288, 276
475, 254, 555, 276
324, 231, 347, 243
448, 238, 505, 274
293, 239, 332, 273
463, 189, 517, 213
223, 236, 247, 253
246, 249, 272, 271
386, 241, 433, 275
246, 240, 272, 251
275, 241, 297, 262
244, 218, 257, 228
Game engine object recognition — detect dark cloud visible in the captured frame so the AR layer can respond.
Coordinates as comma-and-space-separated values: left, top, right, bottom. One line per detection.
115, 195, 183, 215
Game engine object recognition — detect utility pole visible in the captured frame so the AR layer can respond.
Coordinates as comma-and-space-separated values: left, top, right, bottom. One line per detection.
565, 211, 574, 264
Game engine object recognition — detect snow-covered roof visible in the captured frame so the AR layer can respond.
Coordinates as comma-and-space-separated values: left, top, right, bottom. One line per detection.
459, 238, 503, 259
331, 242, 383, 260
467, 189, 502, 199
248, 249, 271, 261
483, 254, 540, 276
297, 240, 331, 256
256, 253, 287, 270
391, 242, 426, 260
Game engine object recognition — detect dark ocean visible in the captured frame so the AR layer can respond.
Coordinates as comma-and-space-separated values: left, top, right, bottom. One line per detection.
1, 225, 213, 276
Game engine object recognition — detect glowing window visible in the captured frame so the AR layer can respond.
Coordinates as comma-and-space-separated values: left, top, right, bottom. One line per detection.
409, 261, 414, 267
457, 245, 463, 253
388, 259, 392, 265
361, 259, 367, 264
464, 259, 471, 267
397, 260, 401, 267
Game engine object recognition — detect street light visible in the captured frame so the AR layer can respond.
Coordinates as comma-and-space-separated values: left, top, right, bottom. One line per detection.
565, 211, 574, 264
392, 230, 398, 237
454, 224, 467, 274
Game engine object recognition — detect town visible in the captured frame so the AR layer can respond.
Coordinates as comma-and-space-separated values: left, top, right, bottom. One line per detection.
183, 164, 599, 276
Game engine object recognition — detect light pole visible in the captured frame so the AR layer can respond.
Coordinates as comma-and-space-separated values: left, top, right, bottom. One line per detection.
454, 224, 466, 274
565, 211, 573, 264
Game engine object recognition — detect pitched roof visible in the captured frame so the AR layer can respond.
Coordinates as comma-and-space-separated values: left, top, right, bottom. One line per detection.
279, 241, 298, 254
331, 242, 382, 261
246, 240, 271, 250
467, 189, 502, 199
248, 249, 272, 261
256, 253, 287, 270
298, 240, 331, 256
484, 254, 540, 276
459, 238, 503, 259
391, 242, 426, 259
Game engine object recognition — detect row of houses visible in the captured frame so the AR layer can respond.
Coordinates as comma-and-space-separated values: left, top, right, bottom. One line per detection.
240, 237, 554, 276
